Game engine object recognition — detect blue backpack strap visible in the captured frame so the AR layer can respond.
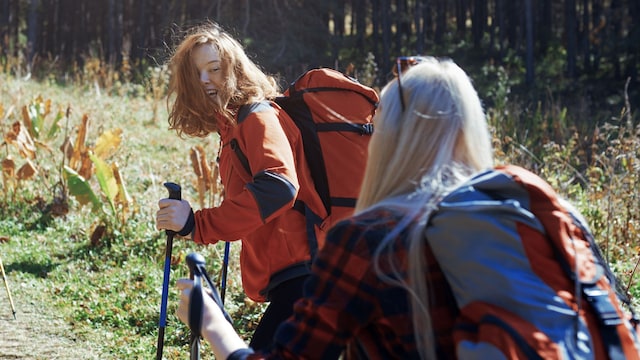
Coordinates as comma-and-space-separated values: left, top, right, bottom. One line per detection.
237, 101, 272, 124
572, 214, 631, 360
582, 284, 626, 359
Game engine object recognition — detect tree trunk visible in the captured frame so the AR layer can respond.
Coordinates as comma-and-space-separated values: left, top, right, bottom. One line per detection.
395, 0, 405, 55
332, 0, 346, 63
591, 0, 604, 71
27, 0, 39, 67
506, 1, 519, 50
414, 0, 425, 54
434, 0, 446, 44
1, 0, 11, 58
372, 0, 381, 75
525, 0, 534, 85
539, 0, 552, 56
455, 0, 466, 37
627, 0, 639, 80
581, 0, 591, 72
355, 0, 367, 50
472, 0, 486, 49
495, 0, 506, 59
423, 0, 431, 42
565, 0, 578, 78
133, 0, 147, 61
381, 0, 392, 76
107, 0, 116, 63
42, 0, 59, 57
609, 0, 622, 79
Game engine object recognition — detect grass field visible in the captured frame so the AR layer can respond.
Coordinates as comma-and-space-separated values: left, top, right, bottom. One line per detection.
0, 72, 259, 359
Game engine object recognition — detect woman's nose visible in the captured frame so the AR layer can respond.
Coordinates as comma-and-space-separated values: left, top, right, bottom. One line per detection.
200, 72, 210, 84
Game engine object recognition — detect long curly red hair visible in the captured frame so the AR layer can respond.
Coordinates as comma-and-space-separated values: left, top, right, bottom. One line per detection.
166, 22, 281, 138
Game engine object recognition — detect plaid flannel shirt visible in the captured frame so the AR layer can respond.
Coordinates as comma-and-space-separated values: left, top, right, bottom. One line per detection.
235, 207, 458, 360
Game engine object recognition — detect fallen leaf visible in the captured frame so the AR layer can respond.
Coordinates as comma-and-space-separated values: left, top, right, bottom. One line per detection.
16, 159, 37, 180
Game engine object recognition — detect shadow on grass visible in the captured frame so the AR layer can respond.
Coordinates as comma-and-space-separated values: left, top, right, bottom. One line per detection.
5, 259, 60, 278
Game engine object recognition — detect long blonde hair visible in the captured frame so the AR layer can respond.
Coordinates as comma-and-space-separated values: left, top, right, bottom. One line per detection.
166, 22, 280, 137
355, 58, 493, 359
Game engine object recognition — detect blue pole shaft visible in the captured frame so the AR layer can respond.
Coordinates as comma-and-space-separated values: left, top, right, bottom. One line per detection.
156, 235, 173, 360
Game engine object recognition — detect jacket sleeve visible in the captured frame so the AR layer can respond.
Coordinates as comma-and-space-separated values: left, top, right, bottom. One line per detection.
193, 108, 300, 243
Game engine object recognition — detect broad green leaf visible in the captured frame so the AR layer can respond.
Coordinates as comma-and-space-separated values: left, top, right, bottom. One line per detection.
90, 153, 118, 215
46, 109, 64, 140
63, 165, 103, 213
22, 97, 62, 140
26, 102, 44, 139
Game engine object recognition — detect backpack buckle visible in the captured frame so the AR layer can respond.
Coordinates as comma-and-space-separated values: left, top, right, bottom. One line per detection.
583, 286, 623, 326
360, 123, 374, 135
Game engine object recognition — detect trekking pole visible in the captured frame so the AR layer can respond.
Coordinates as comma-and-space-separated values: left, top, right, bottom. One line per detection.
156, 182, 181, 360
0, 255, 17, 320
186, 253, 233, 360
220, 241, 230, 304
186, 253, 203, 360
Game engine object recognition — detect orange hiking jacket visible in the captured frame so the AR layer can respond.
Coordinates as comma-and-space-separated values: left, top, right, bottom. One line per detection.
192, 101, 326, 302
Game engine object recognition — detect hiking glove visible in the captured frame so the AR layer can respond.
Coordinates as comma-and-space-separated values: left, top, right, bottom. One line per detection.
157, 199, 195, 237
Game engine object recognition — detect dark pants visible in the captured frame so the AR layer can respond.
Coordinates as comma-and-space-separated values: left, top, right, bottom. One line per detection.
249, 275, 309, 352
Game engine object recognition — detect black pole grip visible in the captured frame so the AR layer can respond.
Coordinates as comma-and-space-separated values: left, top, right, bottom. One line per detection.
164, 182, 182, 201
185, 253, 233, 324
186, 252, 206, 273
163, 182, 182, 236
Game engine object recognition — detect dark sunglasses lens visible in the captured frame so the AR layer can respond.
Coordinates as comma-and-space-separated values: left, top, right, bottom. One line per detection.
394, 57, 419, 76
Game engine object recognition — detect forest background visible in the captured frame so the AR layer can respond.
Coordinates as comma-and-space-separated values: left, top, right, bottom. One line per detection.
1, 0, 640, 359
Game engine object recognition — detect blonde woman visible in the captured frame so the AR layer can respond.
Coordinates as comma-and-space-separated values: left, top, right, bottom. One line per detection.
175, 57, 492, 359
155, 21, 325, 351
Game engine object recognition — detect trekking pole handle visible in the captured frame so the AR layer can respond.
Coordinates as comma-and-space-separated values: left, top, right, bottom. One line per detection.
163, 182, 182, 235
186, 253, 203, 360
165, 182, 182, 200
164, 182, 182, 205
186, 253, 233, 323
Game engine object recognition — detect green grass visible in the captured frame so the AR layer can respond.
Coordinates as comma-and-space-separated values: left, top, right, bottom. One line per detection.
1, 63, 639, 358
0, 73, 261, 359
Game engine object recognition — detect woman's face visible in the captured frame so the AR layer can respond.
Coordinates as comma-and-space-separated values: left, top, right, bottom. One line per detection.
192, 44, 224, 101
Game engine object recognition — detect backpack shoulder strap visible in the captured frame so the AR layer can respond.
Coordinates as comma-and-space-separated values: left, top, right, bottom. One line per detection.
236, 101, 273, 124
231, 101, 275, 175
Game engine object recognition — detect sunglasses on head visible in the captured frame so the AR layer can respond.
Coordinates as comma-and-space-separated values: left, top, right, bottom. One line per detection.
394, 56, 425, 112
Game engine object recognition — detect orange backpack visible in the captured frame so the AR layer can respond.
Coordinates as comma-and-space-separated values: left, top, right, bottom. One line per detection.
235, 68, 379, 256
426, 165, 640, 359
